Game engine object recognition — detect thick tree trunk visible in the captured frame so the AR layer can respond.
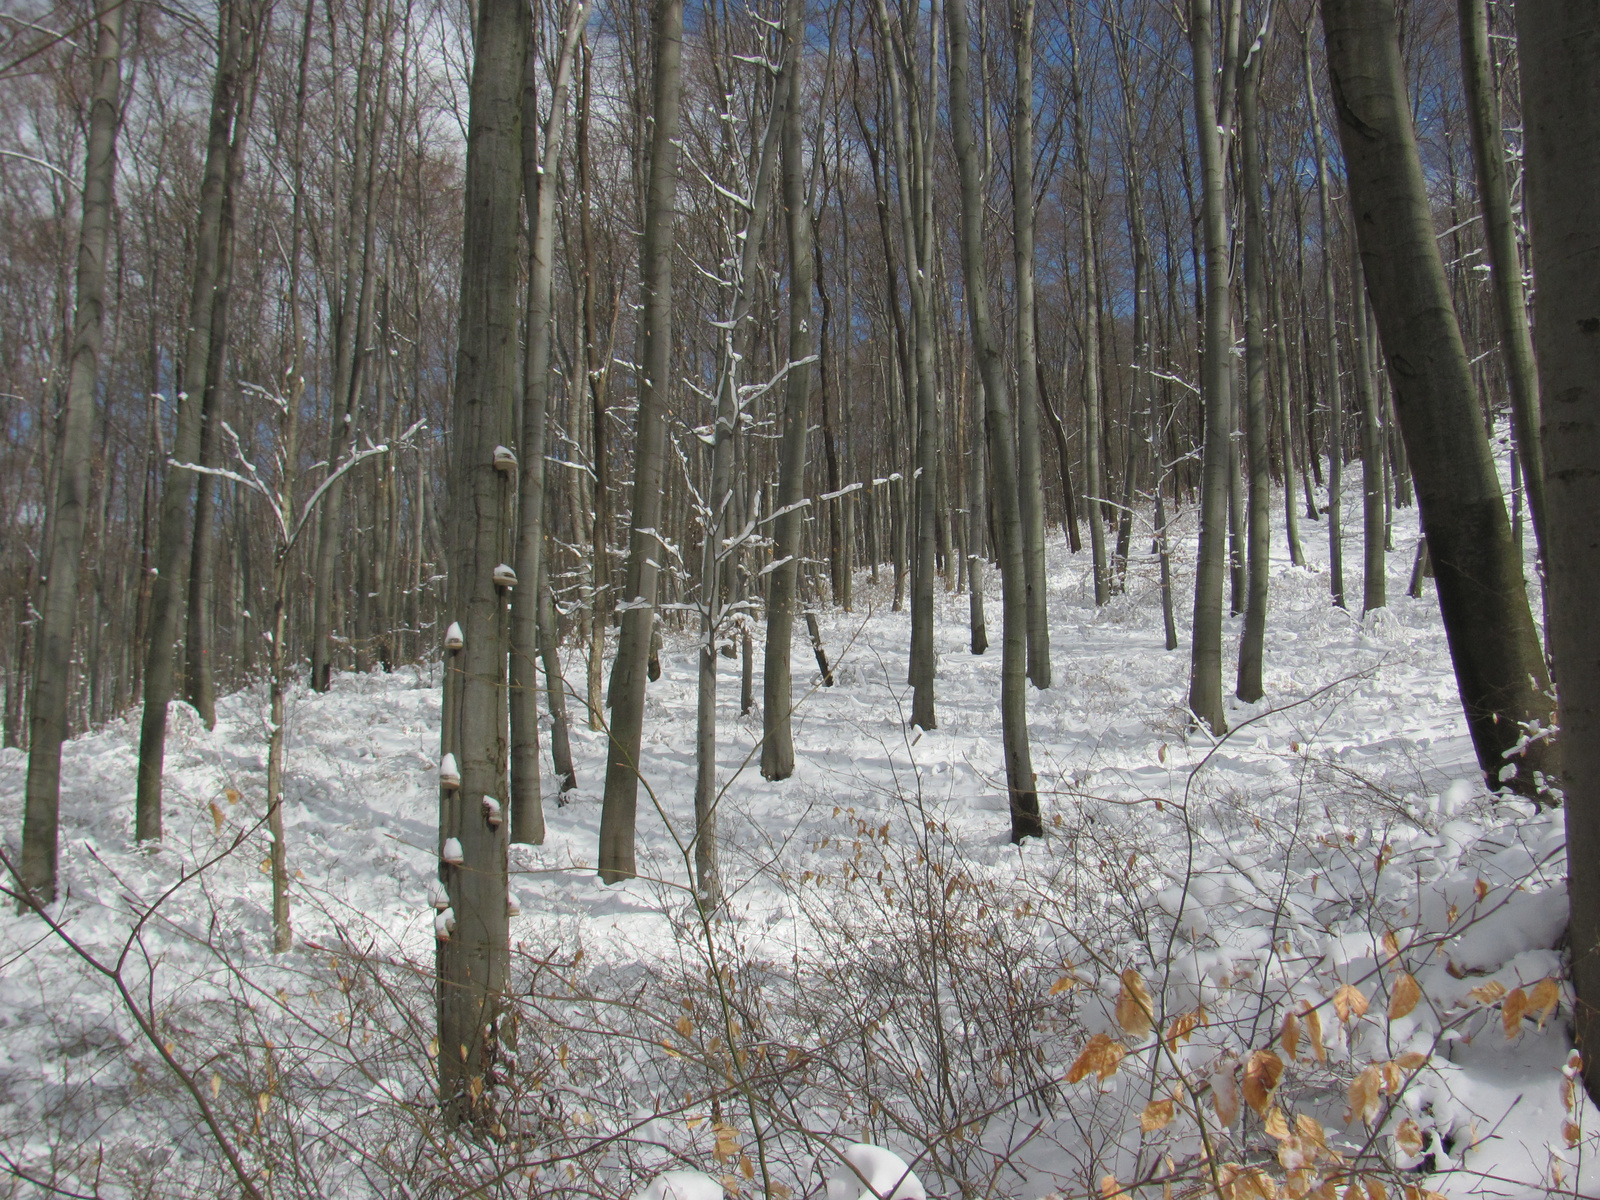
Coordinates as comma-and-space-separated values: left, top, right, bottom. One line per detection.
1236, 45, 1270, 703
598, 0, 685, 884
1352, 253, 1386, 612
948, 0, 1039, 841
1185, 0, 1235, 735
761, 20, 813, 783
437, 0, 521, 1124
20, 0, 124, 903
1460, 0, 1545, 556
1011, 0, 1049, 687
1517, 0, 1600, 1101
1320, 0, 1554, 794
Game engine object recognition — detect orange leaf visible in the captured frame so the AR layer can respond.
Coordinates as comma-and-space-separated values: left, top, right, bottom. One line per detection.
1296, 1113, 1327, 1148
1346, 1065, 1381, 1126
1244, 1050, 1285, 1115
1050, 975, 1076, 995
1264, 1107, 1291, 1141
1117, 969, 1154, 1038
1281, 1012, 1302, 1060
1068, 1033, 1128, 1083
1333, 985, 1369, 1023
1395, 1051, 1428, 1071
1529, 976, 1560, 1027
1165, 1009, 1202, 1051
1395, 1118, 1424, 1156
1388, 973, 1421, 1020
1365, 1180, 1388, 1200
1469, 979, 1507, 1006
1563, 1120, 1581, 1148
1502, 987, 1528, 1038
1141, 1098, 1175, 1132
1305, 1006, 1326, 1063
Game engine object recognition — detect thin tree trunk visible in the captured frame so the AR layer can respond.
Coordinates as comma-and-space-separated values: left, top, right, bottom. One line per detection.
1185, 0, 1236, 735
20, 0, 124, 903
947, 0, 1039, 841
968, 384, 988, 655
598, 0, 685, 884
1460, 0, 1545, 556
1351, 248, 1386, 612
136, 0, 249, 842
1304, 28, 1345, 609
1319, 0, 1554, 795
1011, 0, 1048, 686
1236, 41, 1270, 703
510, 0, 585, 846
761, 11, 813, 783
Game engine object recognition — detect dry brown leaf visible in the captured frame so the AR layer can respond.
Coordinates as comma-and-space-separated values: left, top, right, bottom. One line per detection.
1051, 975, 1076, 995
1117, 969, 1154, 1038
1305, 1007, 1326, 1063
1502, 987, 1529, 1038
1388, 973, 1421, 1020
1333, 984, 1369, 1023
1395, 1051, 1428, 1071
676, 1015, 693, 1038
1244, 1049, 1285, 1115
1529, 976, 1560, 1027
712, 1121, 739, 1163
1101, 1175, 1125, 1199
1277, 1136, 1312, 1172
739, 1154, 755, 1181
1474, 878, 1490, 902
1067, 1033, 1128, 1083
209, 801, 225, 833
1365, 1179, 1388, 1200
1563, 1120, 1581, 1148
1469, 979, 1507, 1006
1394, 1118, 1424, 1156
1141, 1098, 1175, 1132
1282, 1011, 1302, 1060
1382, 931, 1401, 961
1346, 1065, 1381, 1126
1264, 1107, 1291, 1141
1297, 1113, 1327, 1148
1166, 1009, 1202, 1051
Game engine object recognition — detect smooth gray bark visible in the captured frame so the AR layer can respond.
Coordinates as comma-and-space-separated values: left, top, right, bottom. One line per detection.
1011, 0, 1049, 687
1236, 43, 1270, 703
20, 0, 124, 903
437, 0, 521, 1123
947, 0, 1039, 841
1320, 0, 1554, 795
599, 0, 685, 884
1185, 0, 1235, 735
1518, 0, 1600, 1101
1460, 0, 1546, 556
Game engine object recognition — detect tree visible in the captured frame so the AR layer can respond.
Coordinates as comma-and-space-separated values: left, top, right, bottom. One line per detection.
599, 0, 686, 884
1319, 0, 1554, 794
436, 0, 523, 1122
947, 0, 1040, 841
19, 0, 125, 904
1517, 0, 1600, 1100
1185, 0, 1236, 736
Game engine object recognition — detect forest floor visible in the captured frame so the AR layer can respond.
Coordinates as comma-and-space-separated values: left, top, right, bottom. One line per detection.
0, 467, 1592, 1200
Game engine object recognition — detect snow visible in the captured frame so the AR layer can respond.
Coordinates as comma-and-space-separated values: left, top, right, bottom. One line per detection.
825, 1142, 926, 1200
0, 464, 1592, 1198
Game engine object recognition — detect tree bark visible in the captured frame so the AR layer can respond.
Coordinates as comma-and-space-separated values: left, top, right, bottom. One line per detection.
1460, 0, 1546, 556
1236, 41, 1270, 703
947, 0, 1039, 841
1319, 0, 1554, 794
437, 0, 522, 1124
761, 11, 813, 783
1517, 0, 1600, 1100
1185, 0, 1236, 735
20, 0, 124, 903
598, 0, 685, 884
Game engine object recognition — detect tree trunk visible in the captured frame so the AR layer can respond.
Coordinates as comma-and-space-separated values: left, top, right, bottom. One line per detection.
135, 0, 251, 843
1236, 43, 1270, 703
598, 0, 685, 884
968, 385, 989, 655
1304, 28, 1346, 609
1460, 0, 1546, 556
1185, 0, 1235, 735
1351, 251, 1386, 612
1517, 0, 1600, 1101
947, 0, 1039, 841
1319, 0, 1554, 795
437, 0, 522, 1124
510, 0, 585, 846
1011, 0, 1049, 687
20, 0, 124, 903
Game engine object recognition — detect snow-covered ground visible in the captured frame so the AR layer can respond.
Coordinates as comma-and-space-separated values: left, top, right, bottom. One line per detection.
1, 473, 1590, 1200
